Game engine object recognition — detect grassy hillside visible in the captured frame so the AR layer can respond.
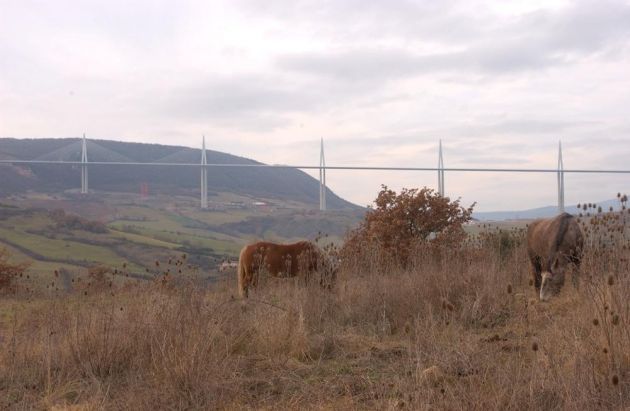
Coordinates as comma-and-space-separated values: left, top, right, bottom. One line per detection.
0, 191, 362, 288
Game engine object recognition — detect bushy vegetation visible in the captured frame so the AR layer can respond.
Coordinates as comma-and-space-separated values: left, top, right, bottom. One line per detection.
0, 248, 28, 293
343, 185, 474, 267
0, 190, 629, 409
49, 209, 108, 233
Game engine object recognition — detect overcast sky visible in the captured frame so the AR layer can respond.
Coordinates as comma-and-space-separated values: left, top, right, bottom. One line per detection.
2, 0, 630, 211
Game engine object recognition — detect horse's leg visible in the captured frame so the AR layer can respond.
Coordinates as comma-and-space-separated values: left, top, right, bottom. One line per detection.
531, 257, 542, 291
238, 262, 249, 299
252, 268, 259, 289
570, 253, 581, 290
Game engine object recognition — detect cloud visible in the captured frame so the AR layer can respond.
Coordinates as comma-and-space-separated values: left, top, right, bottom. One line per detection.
150, 74, 333, 132
276, 45, 557, 84
2, 0, 630, 210
238, 0, 488, 43
161, 76, 305, 113
275, 0, 630, 84
537, 0, 630, 54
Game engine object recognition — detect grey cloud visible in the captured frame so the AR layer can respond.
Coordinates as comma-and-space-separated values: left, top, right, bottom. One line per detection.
435, 140, 547, 166
449, 155, 531, 166
278, 49, 425, 82
167, 77, 316, 114
154, 68, 413, 128
460, 119, 602, 137
155, 75, 328, 130
276, 1, 630, 83
276, 46, 556, 84
266, 0, 630, 52
526, 0, 630, 54
314, 133, 437, 151
366, 119, 595, 145
1, 0, 188, 52
239, 0, 488, 43
600, 150, 630, 169
471, 42, 560, 73
280, 129, 545, 166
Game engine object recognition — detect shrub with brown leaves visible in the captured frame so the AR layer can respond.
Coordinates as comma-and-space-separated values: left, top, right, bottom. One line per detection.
342, 185, 475, 267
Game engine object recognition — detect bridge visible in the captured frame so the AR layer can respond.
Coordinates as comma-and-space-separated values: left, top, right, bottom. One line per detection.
2, 135, 630, 212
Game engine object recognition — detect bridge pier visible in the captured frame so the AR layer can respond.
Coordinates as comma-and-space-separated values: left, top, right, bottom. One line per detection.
557, 140, 564, 213
437, 140, 444, 196
201, 136, 208, 209
319, 138, 326, 211
81, 134, 88, 194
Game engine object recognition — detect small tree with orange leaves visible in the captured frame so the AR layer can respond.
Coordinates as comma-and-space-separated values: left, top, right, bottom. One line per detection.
342, 185, 475, 267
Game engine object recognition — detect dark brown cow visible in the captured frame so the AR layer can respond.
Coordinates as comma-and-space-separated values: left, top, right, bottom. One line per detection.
527, 212, 584, 301
237, 241, 335, 298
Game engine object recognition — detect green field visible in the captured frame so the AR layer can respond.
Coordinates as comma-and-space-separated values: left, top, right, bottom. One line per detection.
108, 229, 181, 249
0, 191, 363, 288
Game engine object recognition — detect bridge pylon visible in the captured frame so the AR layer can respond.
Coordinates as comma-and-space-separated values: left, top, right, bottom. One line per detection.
201, 136, 208, 209
81, 134, 88, 194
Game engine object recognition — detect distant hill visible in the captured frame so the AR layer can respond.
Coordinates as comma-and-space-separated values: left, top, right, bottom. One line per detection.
474, 198, 624, 221
0, 138, 358, 210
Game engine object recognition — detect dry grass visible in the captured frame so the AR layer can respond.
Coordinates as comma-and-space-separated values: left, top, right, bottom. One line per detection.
1, 218, 629, 410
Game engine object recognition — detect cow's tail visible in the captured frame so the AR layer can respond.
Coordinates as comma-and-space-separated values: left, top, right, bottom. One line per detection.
237, 246, 248, 298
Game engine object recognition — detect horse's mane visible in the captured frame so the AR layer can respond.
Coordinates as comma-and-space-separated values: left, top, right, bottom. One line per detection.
554, 213, 573, 251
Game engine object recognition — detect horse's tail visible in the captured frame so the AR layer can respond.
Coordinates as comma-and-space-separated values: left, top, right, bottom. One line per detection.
237, 246, 249, 298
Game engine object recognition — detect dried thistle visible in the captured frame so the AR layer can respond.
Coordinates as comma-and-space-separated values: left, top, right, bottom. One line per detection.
612, 314, 620, 326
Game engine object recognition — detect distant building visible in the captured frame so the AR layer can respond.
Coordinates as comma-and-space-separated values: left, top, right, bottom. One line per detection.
218, 260, 238, 272
227, 201, 246, 209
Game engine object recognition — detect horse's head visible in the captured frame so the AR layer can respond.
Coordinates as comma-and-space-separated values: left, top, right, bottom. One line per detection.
540, 254, 567, 301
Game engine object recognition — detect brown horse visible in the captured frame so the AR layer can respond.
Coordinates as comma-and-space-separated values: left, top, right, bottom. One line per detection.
527, 212, 584, 301
237, 241, 335, 298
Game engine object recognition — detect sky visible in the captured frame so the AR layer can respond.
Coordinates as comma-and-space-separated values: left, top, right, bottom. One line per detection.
1, 0, 630, 211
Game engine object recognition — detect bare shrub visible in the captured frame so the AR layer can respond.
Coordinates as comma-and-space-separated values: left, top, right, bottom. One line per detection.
49, 209, 108, 233
0, 248, 29, 293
